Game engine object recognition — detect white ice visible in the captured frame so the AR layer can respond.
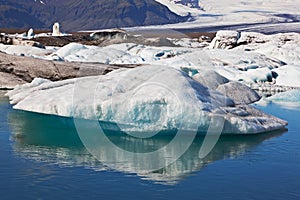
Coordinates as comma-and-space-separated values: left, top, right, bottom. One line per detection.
135, 0, 300, 31
0, 44, 53, 57
268, 89, 300, 103
7, 65, 287, 134
257, 89, 300, 110
272, 65, 300, 87
2, 31, 300, 88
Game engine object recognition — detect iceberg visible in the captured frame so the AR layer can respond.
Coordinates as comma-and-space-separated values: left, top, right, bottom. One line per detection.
216, 81, 261, 105
272, 65, 300, 87
265, 89, 300, 109
0, 43, 52, 57
192, 69, 229, 90
7, 65, 287, 134
209, 30, 240, 49
257, 89, 300, 110
192, 70, 261, 105
51, 43, 127, 64
267, 90, 300, 103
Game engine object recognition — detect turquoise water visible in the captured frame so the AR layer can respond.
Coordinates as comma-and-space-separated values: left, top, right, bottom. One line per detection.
1, 91, 300, 200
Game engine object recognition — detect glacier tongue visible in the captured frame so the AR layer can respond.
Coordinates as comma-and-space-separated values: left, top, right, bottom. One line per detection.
6, 65, 287, 134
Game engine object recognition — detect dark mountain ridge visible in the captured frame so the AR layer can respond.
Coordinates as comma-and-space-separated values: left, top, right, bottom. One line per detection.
0, 0, 189, 31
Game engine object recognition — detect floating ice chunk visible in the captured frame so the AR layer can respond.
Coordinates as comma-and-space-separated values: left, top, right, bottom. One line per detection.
209, 30, 240, 49
268, 90, 300, 103
27, 28, 34, 39
52, 22, 61, 36
51, 43, 127, 64
272, 65, 300, 87
217, 81, 261, 105
193, 70, 261, 104
233, 32, 300, 65
0, 44, 52, 57
240, 67, 273, 83
53, 43, 87, 58
237, 32, 269, 45
254, 33, 300, 65
214, 66, 273, 84
7, 65, 287, 134
257, 89, 300, 110
193, 69, 229, 90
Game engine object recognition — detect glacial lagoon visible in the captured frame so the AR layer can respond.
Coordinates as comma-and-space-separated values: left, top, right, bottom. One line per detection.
1, 91, 300, 199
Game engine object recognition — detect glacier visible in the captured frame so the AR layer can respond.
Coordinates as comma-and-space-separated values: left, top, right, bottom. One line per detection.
6, 65, 287, 134
135, 0, 300, 32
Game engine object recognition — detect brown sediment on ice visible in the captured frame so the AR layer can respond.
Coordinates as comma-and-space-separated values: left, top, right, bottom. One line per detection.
0, 52, 141, 90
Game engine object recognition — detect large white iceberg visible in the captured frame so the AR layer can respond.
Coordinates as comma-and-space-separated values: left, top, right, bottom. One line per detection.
7, 65, 287, 134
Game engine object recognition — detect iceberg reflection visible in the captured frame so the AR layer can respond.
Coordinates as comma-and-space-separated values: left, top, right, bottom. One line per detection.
9, 110, 286, 185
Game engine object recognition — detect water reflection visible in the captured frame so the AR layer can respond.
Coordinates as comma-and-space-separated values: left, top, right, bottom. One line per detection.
0, 91, 9, 103
9, 110, 286, 185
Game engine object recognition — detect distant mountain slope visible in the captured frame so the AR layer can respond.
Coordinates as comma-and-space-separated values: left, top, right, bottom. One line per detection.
154, 0, 202, 17
0, 0, 189, 31
163, 0, 200, 8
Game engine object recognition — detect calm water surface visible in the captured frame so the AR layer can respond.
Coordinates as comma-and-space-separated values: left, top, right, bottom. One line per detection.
0, 91, 300, 200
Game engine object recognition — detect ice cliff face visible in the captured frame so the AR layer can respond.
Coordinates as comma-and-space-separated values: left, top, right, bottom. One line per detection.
6, 65, 287, 134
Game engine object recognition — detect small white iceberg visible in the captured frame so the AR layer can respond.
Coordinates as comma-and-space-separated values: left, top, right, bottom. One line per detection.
259, 89, 300, 110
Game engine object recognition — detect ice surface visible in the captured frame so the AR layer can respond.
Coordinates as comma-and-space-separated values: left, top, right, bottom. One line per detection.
130, 0, 300, 31
272, 65, 300, 87
209, 30, 240, 49
193, 70, 261, 104
236, 32, 300, 65
2, 31, 300, 88
257, 89, 300, 110
50, 43, 127, 63
0, 44, 53, 57
268, 90, 300, 103
7, 65, 287, 134
217, 81, 261, 105
192, 70, 229, 90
